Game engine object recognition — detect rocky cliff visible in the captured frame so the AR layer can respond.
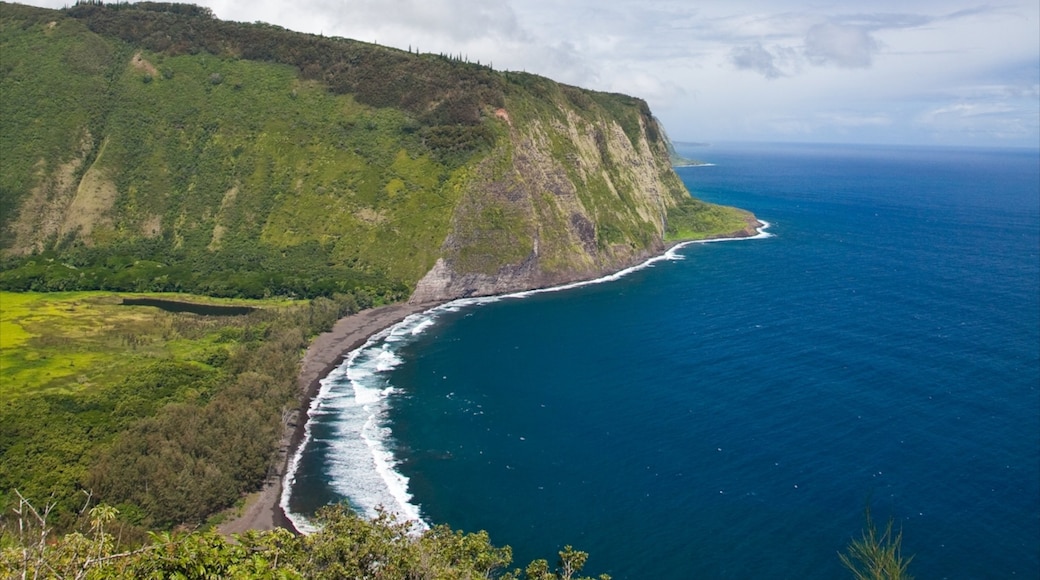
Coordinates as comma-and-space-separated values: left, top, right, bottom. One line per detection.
412, 93, 685, 302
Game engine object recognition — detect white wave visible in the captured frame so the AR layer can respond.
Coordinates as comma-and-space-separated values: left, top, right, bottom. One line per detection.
665, 220, 772, 259
410, 318, 436, 335
282, 315, 434, 534
359, 415, 424, 523
281, 356, 352, 535
374, 349, 403, 373
283, 218, 770, 534
499, 221, 772, 300
384, 311, 437, 342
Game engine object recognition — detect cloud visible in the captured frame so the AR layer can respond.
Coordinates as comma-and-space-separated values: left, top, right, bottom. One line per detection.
724, 15, 886, 79
208, 0, 528, 48
323, 0, 525, 44
804, 22, 878, 68
731, 42, 785, 78
834, 12, 932, 30
727, 15, 892, 78
915, 100, 1040, 140
920, 102, 1014, 119
723, 6, 1009, 79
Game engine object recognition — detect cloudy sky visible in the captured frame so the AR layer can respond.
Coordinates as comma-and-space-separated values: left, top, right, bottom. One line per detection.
25, 0, 1040, 147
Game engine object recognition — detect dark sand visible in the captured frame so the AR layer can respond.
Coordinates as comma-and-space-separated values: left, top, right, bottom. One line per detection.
217, 301, 441, 536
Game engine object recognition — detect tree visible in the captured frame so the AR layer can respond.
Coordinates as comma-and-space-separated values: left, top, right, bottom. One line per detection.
520, 545, 609, 580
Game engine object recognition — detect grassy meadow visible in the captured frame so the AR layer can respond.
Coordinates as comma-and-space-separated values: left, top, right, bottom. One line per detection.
0, 291, 287, 398
665, 198, 757, 242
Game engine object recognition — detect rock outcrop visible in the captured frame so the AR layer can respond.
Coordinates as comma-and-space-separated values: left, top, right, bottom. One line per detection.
410, 96, 695, 302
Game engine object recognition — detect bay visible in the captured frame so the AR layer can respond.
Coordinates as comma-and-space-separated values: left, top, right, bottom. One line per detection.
287, 142, 1040, 579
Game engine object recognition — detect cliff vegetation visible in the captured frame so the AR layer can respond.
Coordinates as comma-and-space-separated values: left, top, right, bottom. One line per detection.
0, 1, 756, 302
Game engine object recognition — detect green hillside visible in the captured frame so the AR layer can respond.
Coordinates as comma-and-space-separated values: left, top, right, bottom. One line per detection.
0, 1, 755, 302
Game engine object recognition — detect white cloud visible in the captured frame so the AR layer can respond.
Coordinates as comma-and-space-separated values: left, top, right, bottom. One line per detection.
915, 101, 1039, 140
804, 22, 878, 68
731, 42, 786, 78
920, 102, 1015, 120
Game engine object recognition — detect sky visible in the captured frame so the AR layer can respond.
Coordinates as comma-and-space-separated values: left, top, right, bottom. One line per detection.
23, 0, 1040, 147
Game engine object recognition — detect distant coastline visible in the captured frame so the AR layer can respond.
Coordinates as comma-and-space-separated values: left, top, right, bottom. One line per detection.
672, 159, 715, 167
670, 140, 714, 167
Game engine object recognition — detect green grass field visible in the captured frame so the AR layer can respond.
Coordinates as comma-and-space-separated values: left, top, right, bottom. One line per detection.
0, 291, 288, 398
665, 198, 756, 242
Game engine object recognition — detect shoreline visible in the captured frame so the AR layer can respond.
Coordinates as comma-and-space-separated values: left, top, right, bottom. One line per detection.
217, 220, 769, 536
217, 300, 443, 536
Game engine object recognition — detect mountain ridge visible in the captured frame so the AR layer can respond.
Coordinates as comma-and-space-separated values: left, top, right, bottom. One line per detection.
0, 1, 757, 302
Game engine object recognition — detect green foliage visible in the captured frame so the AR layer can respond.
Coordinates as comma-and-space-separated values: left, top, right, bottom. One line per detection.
1, 291, 360, 531
2, 495, 916, 580
840, 509, 915, 580
0, 3, 499, 299
522, 545, 610, 580
0, 5, 126, 245
65, 1, 504, 126
453, 196, 535, 275
0, 2, 708, 299
665, 197, 755, 241
0, 499, 608, 579
588, 91, 654, 149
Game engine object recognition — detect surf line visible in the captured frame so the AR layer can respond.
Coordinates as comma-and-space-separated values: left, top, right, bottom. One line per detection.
281, 221, 772, 533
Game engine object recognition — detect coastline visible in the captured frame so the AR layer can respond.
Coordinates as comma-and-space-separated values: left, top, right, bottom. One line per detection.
217, 300, 442, 536
217, 219, 769, 536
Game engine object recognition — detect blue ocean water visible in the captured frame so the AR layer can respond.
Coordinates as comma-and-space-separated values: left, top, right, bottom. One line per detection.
286, 142, 1040, 579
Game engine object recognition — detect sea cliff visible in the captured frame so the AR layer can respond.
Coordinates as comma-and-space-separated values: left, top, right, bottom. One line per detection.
0, 1, 755, 301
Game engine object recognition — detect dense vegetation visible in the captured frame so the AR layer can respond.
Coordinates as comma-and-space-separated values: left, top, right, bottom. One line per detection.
0, 1, 464, 298
664, 197, 754, 241
0, 290, 369, 532
0, 1, 696, 301
1, 501, 611, 579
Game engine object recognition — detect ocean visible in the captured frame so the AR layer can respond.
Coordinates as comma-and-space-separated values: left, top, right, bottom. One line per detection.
284, 142, 1040, 579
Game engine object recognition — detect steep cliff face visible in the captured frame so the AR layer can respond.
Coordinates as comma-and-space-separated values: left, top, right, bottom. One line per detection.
0, 3, 755, 300
411, 91, 689, 302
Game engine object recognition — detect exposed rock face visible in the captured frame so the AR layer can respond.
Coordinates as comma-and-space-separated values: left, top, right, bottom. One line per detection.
411, 257, 540, 302
410, 101, 689, 303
